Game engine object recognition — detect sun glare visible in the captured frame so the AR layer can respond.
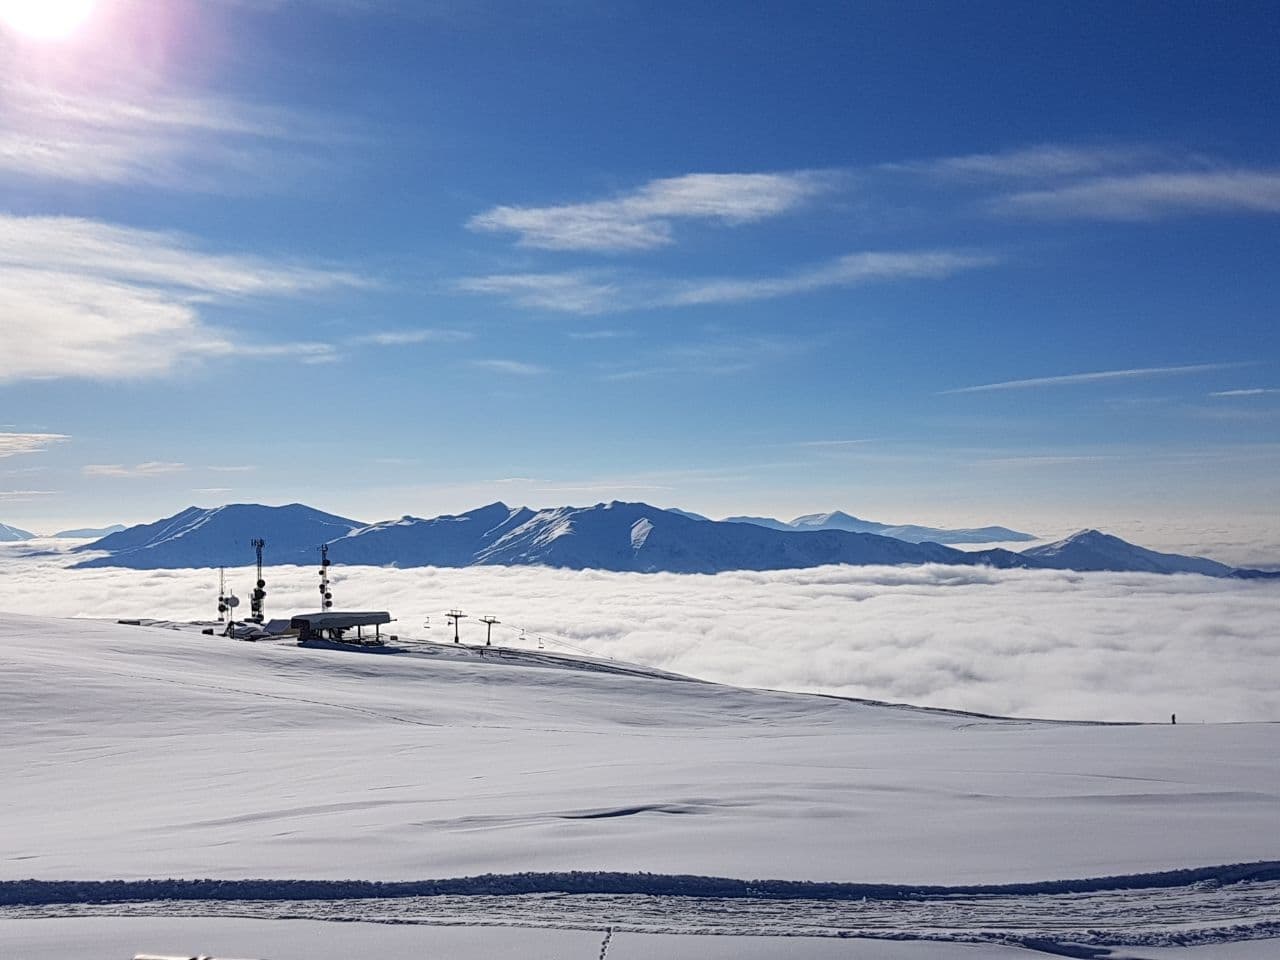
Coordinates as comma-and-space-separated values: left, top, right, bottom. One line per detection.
0, 0, 97, 41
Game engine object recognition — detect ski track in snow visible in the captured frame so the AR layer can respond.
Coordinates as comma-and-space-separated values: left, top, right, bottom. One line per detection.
4, 868, 1280, 951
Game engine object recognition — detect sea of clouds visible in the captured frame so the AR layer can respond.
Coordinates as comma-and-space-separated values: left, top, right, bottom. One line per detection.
1, 542, 1277, 724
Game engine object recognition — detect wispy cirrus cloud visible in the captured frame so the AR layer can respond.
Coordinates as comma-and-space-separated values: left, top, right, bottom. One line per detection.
83, 462, 188, 479
1210, 388, 1280, 398
471, 359, 548, 376
661, 250, 996, 307
350, 329, 474, 346
994, 169, 1280, 220
0, 72, 352, 191
468, 171, 838, 252
888, 143, 1159, 180
941, 362, 1248, 395
0, 215, 367, 382
456, 272, 620, 314
0, 489, 57, 502
460, 249, 994, 315
0, 433, 70, 458
598, 335, 806, 382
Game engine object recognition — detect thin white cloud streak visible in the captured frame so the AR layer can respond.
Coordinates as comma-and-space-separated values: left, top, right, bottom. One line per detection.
791, 439, 876, 448
0, 215, 367, 382
455, 272, 620, 314
941, 362, 1246, 394
350, 329, 474, 346
3, 552, 1278, 722
468, 171, 837, 252
597, 335, 805, 381
0, 433, 70, 458
995, 169, 1280, 219
888, 144, 1159, 180
0, 490, 56, 502
460, 250, 994, 315
662, 251, 996, 307
82, 462, 188, 478
1211, 388, 1280, 398
207, 465, 258, 473
0, 74, 351, 191
470, 359, 548, 376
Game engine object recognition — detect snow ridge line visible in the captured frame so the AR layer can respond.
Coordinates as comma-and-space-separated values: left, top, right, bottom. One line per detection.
4, 861, 1279, 906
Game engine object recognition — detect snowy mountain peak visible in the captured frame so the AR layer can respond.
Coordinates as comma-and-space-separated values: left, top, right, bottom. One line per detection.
74, 503, 365, 570
1022, 529, 1234, 577
0, 521, 36, 542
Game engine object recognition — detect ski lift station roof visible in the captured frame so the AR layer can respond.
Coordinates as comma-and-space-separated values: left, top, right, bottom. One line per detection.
289, 611, 391, 631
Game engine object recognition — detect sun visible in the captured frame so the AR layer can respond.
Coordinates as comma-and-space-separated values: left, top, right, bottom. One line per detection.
0, 0, 97, 41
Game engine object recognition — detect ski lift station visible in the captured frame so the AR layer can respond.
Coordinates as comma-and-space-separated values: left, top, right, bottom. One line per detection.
290, 610, 392, 645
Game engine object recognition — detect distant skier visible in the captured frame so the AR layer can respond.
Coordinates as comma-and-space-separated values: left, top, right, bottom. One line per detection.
1171, 713, 1177, 725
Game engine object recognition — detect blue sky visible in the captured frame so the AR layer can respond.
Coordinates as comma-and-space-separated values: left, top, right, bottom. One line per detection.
2, 0, 1278, 536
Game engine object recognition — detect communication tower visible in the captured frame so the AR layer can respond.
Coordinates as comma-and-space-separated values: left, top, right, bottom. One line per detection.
318, 544, 334, 610
250, 538, 267, 623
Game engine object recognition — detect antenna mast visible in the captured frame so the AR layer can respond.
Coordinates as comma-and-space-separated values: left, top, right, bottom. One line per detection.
446, 609, 467, 644
479, 615, 500, 647
250, 538, 266, 623
318, 544, 333, 611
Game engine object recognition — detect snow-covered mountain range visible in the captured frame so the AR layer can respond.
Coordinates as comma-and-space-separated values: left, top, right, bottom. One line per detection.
724, 509, 1036, 544
67, 500, 1279, 577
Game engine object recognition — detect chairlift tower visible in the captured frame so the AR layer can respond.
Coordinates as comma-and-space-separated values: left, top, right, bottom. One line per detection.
479, 615, 500, 646
446, 609, 467, 644
250, 538, 267, 623
318, 544, 334, 611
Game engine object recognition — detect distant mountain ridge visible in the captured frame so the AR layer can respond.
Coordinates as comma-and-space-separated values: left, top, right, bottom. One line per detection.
1022, 529, 1239, 577
71, 501, 1277, 578
51, 524, 127, 539
722, 509, 1036, 544
326, 501, 1035, 574
0, 522, 35, 542
74, 504, 363, 570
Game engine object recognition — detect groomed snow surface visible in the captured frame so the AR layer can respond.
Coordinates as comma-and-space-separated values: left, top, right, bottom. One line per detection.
3, 613, 1278, 958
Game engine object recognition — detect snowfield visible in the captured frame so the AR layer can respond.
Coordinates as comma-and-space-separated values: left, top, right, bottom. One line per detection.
2, 612, 1278, 957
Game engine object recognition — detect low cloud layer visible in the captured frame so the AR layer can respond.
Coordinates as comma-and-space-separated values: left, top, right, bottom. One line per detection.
1, 547, 1276, 724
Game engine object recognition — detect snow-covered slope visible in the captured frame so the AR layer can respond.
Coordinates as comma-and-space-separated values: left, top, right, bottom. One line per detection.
728, 509, 1037, 544
74, 504, 364, 569
0, 521, 34, 542
1023, 529, 1236, 576
2, 611, 1277, 890
328, 502, 537, 567
330, 500, 1000, 573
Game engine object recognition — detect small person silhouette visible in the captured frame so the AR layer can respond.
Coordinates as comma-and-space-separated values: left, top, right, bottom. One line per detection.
1171, 713, 1177, 725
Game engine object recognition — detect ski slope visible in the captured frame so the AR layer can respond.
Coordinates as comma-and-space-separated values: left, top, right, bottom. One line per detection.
2, 613, 1278, 957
